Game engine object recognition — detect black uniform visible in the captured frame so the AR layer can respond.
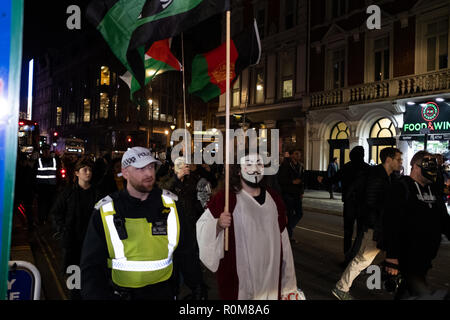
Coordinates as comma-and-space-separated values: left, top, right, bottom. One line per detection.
80, 187, 202, 300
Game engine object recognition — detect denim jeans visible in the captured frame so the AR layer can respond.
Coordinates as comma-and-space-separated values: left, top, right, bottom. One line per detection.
283, 194, 303, 239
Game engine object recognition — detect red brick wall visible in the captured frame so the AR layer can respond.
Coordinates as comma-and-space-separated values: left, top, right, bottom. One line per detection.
394, 17, 416, 77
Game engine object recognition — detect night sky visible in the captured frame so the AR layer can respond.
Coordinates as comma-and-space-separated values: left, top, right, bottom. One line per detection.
22, 0, 92, 60
20, 0, 95, 106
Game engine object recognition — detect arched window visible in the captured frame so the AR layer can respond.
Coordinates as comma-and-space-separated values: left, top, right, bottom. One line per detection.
368, 117, 396, 164
330, 121, 350, 140
329, 121, 350, 167
370, 117, 396, 138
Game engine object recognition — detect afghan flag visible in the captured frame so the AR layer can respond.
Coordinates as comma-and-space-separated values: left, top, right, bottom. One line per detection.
120, 39, 181, 98
87, 0, 229, 89
189, 19, 261, 102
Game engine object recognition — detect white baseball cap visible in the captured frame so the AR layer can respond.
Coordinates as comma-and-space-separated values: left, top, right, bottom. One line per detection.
121, 147, 161, 169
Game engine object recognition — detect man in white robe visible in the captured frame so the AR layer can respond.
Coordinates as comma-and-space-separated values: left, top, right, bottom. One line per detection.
196, 154, 303, 300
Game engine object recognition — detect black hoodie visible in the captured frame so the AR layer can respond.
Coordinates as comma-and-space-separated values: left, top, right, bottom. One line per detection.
383, 176, 450, 273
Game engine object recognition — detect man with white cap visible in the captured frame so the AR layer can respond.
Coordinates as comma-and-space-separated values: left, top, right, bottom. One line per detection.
80, 147, 203, 300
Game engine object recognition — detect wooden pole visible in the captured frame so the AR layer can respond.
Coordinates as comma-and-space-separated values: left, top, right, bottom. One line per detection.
224, 10, 231, 251
181, 33, 189, 163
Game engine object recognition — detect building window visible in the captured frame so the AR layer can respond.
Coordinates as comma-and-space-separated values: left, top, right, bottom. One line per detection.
99, 92, 109, 119
330, 121, 349, 140
329, 121, 350, 167
100, 66, 110, 85
112, 95, 118, 117
281, 51, 294, 98
56, 107, 62, 126
370, 117, 396, 138
332, 49, 345, 89
284, 0, 296, 30
153, 101, 160, 120
83, 99, 91, 122
374, 37, 390, 81
368, 117, 396, 165
69, 112, 76, 124
232, 77, 240, 108
255, 68, 265, 104
426, 19, 448, 71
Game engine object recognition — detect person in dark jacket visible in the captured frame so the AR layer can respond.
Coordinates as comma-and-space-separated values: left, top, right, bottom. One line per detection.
277, 148, 305, 243
319, 146, 371, 265
51, 157, 98, 299
327, 157, 339, 199
332, 147, 403, 300
382, 151, 450, 299
167, 157, 207, 299
97, 158, 126, 199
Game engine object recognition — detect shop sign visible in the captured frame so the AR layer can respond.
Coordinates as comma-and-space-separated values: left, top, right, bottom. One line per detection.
402, 101, 450, 134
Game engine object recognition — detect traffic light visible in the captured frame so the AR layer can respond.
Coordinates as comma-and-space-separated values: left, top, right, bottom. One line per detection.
52, 131, 59, 144
127, 136, 132, 143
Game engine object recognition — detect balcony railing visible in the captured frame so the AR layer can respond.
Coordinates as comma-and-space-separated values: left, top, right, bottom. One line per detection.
308, 69, 450, 109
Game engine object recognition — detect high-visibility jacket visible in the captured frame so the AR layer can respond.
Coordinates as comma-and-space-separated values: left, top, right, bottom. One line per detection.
97, 192, 180, 288
36, 157, 57, 185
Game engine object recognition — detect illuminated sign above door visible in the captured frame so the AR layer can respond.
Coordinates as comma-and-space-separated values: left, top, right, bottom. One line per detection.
402, 100, 450, 134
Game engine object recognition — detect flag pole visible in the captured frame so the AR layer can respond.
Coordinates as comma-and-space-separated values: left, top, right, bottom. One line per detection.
181, 32, 189, 163
224, 10, 231, 251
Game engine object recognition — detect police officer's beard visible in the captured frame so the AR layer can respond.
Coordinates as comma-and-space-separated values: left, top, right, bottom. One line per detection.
130, 178, 154, 193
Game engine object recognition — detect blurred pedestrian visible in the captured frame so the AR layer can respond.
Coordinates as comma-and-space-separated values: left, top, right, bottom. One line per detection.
34, 143, 60, 225
322, 146, 371, 266
327, 157, 339, 199
97, 158, 126, 198
332, 147, 403, 300
167, 157, 208, 299
278, 148, 305, 243
51, 157, 98, 299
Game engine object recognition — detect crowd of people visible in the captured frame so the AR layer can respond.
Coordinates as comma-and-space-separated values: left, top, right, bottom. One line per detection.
12, 143, 450, 300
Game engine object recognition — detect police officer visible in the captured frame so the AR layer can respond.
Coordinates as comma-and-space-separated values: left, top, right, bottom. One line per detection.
34, 143, 59, 224
80, 147, 203, 300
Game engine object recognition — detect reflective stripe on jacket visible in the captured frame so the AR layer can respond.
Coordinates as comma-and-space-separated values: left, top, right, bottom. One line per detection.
36, 158, 57, 185
98, 194, 180, 288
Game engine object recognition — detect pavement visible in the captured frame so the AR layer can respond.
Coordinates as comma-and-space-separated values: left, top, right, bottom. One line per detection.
303, 189, 343, 216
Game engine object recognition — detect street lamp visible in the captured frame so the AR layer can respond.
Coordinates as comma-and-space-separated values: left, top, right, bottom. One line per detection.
170, 125, 176, 130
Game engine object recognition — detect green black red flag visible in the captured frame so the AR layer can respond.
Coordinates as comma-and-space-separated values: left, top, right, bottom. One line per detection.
87, 0, 229, 89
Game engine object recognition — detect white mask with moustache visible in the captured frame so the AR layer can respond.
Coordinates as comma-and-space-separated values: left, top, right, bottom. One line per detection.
240, 154, 264, 187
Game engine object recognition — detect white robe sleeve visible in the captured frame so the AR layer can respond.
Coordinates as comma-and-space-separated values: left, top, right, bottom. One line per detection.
280, 229, 298, 295
196, 209, 225, 272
